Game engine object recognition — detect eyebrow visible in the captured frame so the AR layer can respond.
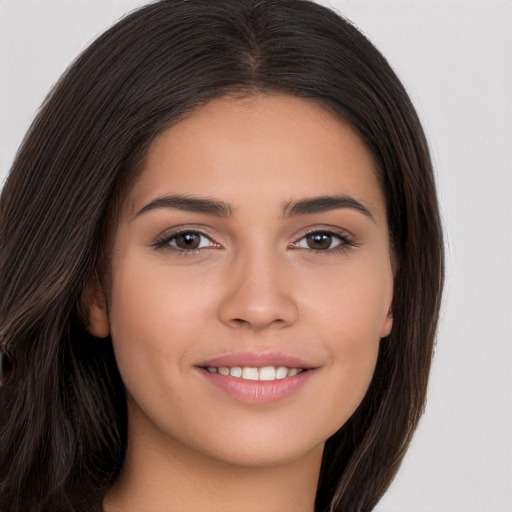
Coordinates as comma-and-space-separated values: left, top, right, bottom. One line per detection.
135, 194, 374, 221
136, 195, 234, 218
283, 195, 375, 221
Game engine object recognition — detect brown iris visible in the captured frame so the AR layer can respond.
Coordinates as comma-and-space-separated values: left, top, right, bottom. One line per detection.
174, 232, 202, 250
305, 233, 334, 250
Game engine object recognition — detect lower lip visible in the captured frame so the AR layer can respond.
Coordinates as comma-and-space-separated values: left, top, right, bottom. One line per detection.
198, 368, 314, 404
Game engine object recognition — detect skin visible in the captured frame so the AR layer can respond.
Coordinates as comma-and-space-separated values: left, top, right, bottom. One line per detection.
88, 94, 394, 512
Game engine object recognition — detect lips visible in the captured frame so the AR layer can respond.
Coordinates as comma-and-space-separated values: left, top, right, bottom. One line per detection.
196, 351, 317, 404
199, 351, 315, 370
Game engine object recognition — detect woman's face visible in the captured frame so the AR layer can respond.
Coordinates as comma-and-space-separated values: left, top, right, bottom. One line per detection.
89, 94, 393, 468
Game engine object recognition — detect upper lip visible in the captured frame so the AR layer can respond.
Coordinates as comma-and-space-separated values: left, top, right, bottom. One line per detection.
198, 351, 316, 370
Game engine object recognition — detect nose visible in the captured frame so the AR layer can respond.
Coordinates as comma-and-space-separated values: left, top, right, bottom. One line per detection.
218, 248, 299, 331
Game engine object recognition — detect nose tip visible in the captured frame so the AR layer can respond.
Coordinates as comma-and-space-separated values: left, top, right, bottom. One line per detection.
218, 257, 299, 331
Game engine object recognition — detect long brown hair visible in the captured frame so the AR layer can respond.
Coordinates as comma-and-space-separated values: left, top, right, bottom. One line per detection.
0, 1, 444, 510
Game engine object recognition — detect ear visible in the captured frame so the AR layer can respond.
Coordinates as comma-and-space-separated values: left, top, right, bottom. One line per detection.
79, 274, 110, 339
380, 306, 393, 338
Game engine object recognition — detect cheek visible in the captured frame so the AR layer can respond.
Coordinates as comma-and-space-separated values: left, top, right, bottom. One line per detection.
107, 257, 175, 389
303, 255, 392, 413
303, 252, 393, 341
109, 247, 210, 331
106, 251, 222, 390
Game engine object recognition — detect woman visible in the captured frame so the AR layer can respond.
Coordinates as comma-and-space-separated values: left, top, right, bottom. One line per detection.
0, 1, 444, 511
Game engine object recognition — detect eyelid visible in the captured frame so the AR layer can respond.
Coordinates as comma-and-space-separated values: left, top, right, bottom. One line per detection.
289, 227, 357, 251
150, 224, 357, 253
151, 226, 222, 252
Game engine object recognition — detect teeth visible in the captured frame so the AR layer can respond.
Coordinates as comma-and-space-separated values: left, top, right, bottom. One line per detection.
206, 365, 304, 381
242, 367, 259, 380
276, 367, 288, 379
259, 366, 276, 381
229, 366, 242, 377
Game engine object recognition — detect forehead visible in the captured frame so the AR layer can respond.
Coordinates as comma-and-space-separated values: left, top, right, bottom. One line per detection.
126, 94, 385, 220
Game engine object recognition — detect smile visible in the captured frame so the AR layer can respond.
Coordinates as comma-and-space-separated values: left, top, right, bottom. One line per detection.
205, 366, 304, 381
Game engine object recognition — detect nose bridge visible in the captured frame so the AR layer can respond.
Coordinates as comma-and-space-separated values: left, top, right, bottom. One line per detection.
218, 241, 298, 330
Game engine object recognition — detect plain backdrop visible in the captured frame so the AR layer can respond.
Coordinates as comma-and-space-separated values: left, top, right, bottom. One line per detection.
1, 1, 511, 511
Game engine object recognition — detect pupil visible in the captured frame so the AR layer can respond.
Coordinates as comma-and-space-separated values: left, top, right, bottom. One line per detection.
307, 233, 331, 250
177, 233, 200, 249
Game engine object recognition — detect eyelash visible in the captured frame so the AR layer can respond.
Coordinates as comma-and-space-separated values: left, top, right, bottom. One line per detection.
290, 229, 357, 254
152, 229, 220, 254
152, 228, 357, 255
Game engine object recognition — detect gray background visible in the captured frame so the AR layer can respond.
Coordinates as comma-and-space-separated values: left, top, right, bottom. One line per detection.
1, 1, 511, 510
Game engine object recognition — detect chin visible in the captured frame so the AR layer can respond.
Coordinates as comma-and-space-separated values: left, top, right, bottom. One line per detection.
198, 438, 325, 469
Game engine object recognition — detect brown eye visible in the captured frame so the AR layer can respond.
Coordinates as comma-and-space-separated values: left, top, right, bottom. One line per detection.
293, 231, 351, 252
153, 229, 219, 252
305, 233, 333, 250
166, 231, 215, 250
175, 233, 201, 249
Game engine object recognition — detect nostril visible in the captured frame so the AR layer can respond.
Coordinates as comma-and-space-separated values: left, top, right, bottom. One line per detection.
229, 317, 287, 330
